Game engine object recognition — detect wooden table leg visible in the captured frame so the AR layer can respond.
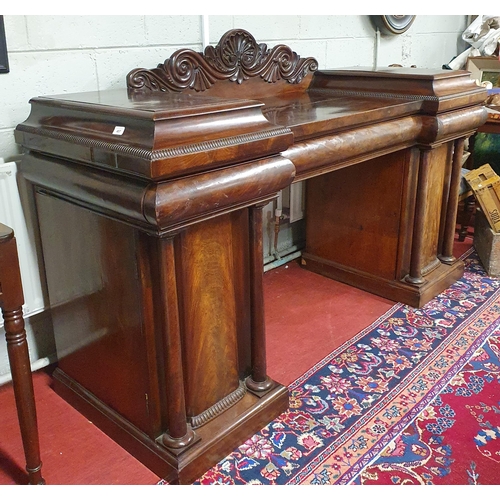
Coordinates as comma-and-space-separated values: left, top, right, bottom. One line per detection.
0, 223, 45, 485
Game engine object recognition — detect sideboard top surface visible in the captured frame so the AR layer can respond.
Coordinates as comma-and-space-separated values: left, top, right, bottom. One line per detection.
14, 29, 488, 182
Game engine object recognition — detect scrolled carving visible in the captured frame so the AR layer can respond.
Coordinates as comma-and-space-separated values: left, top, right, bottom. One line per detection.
127, 49, 222, 93
169, 49, 219, 90
127, 29, 318, 93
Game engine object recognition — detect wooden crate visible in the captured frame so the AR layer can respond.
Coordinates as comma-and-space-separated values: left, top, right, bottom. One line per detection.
474, 209, 500, 277
464, 164, 500, 232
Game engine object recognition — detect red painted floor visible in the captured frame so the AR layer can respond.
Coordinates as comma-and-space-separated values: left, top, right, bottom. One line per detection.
0, 236, 474, 485
266, 235, 473, 386
265, 262, 394, 386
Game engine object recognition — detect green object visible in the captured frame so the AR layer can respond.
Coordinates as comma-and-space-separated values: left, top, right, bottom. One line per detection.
473, 132, 500, 175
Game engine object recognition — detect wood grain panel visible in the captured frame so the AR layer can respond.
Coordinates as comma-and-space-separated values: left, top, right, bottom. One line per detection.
305, 151, 406, 280
178, 214, 241, 417
36, 194, 153, 434
420, 144, 452, 273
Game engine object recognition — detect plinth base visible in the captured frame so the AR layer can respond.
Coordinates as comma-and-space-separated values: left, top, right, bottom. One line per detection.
52, 368, 289, 484
300, 253, 464, 308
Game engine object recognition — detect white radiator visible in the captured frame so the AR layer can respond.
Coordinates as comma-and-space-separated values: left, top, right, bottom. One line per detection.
0, 158, 47, 324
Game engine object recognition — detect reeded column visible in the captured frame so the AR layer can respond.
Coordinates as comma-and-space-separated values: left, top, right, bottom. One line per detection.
0, 224, 44, 485
157, 236, 195, 449
406, 148, 432, 285
439, 137, 467, 263
246, 203, 273, 392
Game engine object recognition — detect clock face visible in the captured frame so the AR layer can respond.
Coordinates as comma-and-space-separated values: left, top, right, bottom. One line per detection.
370, 15, 416, 35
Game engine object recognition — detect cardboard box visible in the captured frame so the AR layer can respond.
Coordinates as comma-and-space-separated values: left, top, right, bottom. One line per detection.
464, 164, 500, 232
474, 209, 500, 277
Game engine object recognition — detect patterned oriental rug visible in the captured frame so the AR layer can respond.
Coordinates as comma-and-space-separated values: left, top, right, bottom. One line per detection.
188, 248, 500, 485
353, 329, 500, 485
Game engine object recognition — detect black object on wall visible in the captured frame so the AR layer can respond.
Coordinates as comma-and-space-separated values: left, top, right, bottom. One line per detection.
0, 16, 9, 73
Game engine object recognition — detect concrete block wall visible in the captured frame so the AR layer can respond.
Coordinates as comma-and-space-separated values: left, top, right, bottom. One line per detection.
0, 15, 470, 380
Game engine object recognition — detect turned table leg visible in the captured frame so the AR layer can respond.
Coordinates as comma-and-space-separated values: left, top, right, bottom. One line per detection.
406, 148, 432, 285
246, 204, 273, 392
0, 223, 44, 485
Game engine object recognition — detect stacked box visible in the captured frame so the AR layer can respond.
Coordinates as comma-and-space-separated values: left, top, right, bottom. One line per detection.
464, 164, 500, 232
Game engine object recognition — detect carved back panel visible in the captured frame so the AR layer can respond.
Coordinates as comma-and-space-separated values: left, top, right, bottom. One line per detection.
127, 29, 318, 99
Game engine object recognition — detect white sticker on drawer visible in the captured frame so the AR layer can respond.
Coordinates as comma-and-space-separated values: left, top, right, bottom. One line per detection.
112, 126, 125, 135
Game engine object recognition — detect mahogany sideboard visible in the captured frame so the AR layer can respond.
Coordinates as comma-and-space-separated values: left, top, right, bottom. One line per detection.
14, 30, 487, 483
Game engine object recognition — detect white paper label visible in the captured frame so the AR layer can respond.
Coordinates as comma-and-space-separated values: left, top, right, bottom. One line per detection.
112, 126, 125, 136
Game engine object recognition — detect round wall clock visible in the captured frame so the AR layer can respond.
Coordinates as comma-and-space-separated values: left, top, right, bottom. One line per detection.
370, 15, 416, 35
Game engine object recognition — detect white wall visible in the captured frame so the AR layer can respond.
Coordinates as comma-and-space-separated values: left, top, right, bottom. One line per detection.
0, 15, 470, 381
